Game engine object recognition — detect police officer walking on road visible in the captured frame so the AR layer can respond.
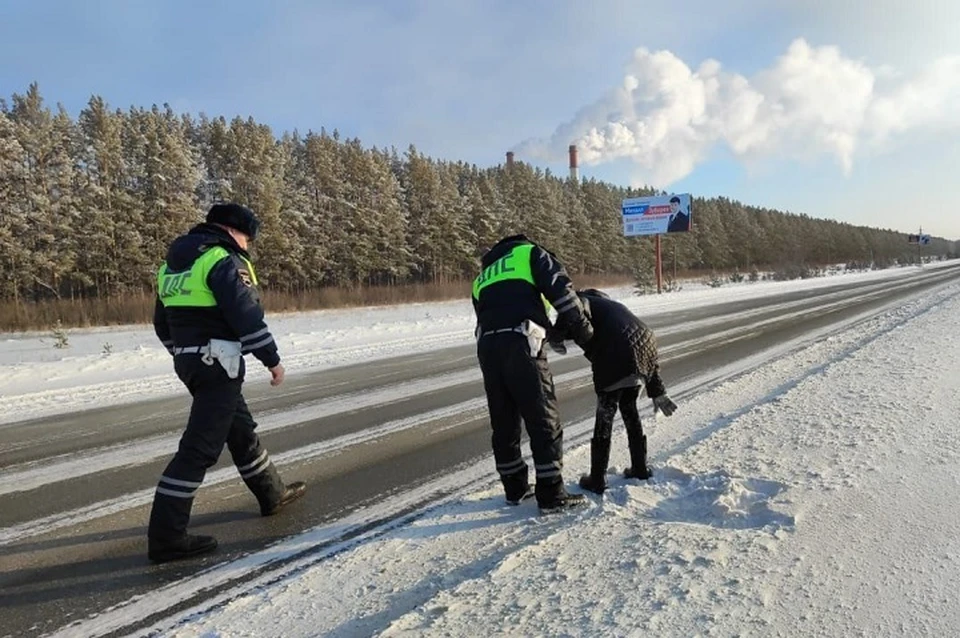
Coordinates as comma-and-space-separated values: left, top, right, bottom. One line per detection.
148, 203, 306, 563
472, 234, 594, 513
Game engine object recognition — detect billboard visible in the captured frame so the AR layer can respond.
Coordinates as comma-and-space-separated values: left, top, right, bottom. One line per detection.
907, 234, 931, 245
622, 193, 692, 237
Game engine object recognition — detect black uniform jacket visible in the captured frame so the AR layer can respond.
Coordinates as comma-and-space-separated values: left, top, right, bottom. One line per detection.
153, 223, 280, 369
473, 234, 593, 346
577, 289, 665, 396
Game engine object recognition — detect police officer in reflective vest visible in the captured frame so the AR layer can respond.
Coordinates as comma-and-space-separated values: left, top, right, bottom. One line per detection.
472, 234, 595, 513
148, 203, 306, 563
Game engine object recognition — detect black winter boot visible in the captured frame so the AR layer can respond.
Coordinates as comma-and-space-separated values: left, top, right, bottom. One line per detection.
147, 491, 194, 546
506, 485, 535, 506
537, 479, 587, 514
538, 489, 587, 514
578, 437, 612, 494
243, 460, 287, 514
502, 467, 533, 505
624, 432, 652, 480
148, 534, 218, 563
261, 481, 307, 516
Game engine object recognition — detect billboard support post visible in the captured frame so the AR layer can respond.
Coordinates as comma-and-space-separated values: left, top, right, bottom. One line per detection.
655, 234, 663, 294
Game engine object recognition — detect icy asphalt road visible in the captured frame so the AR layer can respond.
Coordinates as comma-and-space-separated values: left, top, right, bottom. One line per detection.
2, 263, 959, 638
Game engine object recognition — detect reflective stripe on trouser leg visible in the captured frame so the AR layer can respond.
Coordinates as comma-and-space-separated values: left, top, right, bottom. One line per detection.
155, 475, 202, 498
237, 450, 270, 479
535, 461, 562, 480
496, 458, 526, 477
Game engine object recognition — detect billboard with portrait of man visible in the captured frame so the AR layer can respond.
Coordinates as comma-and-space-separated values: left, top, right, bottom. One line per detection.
621, 193, 692, 236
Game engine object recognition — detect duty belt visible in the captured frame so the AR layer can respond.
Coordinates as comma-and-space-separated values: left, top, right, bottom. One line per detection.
479, 320, 547, 356
172, 345, 209, 355
479, 326, 524, 338
172, 340, 243, 379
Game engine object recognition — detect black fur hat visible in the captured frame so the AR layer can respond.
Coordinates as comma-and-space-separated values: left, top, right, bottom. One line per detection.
206, 203, 260, 240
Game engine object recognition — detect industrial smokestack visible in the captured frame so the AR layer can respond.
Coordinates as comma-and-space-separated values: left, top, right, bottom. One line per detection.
506, 151, 514, 169
568, 144, 579, 181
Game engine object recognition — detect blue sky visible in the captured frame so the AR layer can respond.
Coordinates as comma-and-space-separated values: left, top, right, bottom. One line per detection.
2, 0, 959, 239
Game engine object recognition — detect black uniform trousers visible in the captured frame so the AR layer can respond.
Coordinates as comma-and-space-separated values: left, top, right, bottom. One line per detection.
477, 333, 564, 502
148, 355, 283, 541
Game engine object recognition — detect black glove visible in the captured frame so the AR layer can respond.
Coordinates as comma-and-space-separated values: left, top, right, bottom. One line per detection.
652, 394, 677, 416
645, 371, 666, 399
571, 320, 594, 349
545, 325, 568, 354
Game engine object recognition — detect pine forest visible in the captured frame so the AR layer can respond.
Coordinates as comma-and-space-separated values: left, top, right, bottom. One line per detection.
1, 84, 955, 329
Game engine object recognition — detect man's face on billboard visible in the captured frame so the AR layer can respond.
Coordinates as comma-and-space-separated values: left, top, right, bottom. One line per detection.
670, 201, 680, 214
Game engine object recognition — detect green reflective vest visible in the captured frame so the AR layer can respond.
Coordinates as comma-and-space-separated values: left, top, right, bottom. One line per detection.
472, 243, 552, 313
157, 247, 258, 308
472, 243, 535, 300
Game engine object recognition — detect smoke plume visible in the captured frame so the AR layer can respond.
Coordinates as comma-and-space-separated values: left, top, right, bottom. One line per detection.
517, 39, 960, 187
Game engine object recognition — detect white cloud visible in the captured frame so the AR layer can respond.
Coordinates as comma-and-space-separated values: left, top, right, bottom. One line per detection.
865, 56, 960, 142
517, 38, 960, 187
